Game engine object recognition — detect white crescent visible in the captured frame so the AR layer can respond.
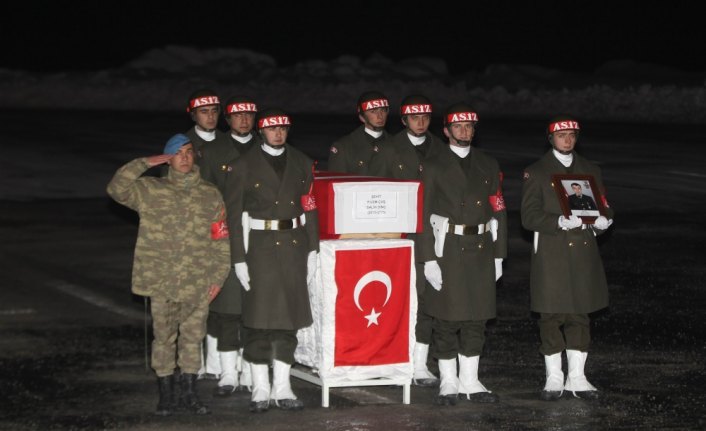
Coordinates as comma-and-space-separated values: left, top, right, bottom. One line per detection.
353, 270, 392, 311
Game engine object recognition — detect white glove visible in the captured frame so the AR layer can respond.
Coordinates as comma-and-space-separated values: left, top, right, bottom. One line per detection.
306, 251, 318, 285
593, 216, 613, 230
424, 261, 443, 291
495, 258, 503, 281
234, 262, 250, 291
558, 215, 583, 230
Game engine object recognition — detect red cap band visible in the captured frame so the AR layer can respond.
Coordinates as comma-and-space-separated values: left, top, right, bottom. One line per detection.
446, 112, 478, 124
226, 102, 257, 114
401, 104, 432, 115
359, 98, 389, 112
258, 115, 291, 129
548, 120, 580, 133
188, 96, 220, 111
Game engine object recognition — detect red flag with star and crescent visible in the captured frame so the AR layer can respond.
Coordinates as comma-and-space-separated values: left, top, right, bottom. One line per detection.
333, 246, 411, 366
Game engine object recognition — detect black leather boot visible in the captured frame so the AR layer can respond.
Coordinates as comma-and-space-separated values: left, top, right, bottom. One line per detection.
179, 373, 210, 415
155, 375, 176, 416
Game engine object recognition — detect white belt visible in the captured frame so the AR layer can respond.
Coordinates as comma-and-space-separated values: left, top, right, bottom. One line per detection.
446, 221, 492, 236
249, 214, 305, 230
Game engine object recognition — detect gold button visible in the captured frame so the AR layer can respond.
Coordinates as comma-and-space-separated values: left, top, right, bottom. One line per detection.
275, 200, 279, 205
276, 241, 281, 246
292, 239, 298, 244
484, 179, 489, 184
221, 164, 228, 171
584, 241, 588, 245
476, 200, 482, 206
358, 160, 364, 166
478, 243, 483, 249
460, 201, 465, 206
461, 247, 465, 251
254, 183, 260, 188
398, 164, 403, 170
290, 200, 295, 205
569, 242, 574, 247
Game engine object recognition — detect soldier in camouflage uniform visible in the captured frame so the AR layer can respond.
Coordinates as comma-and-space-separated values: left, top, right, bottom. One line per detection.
521, 116, 614, 401
327, 90, 390, 175
369, 94, 446, 387
199, 96, 261, 396
107, 134, 231, 415
225, 108, 319, 413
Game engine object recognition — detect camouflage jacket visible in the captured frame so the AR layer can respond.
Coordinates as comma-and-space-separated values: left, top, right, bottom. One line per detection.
107, 158, 231, 303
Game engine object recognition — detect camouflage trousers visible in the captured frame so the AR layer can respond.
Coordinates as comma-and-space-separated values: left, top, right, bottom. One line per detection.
150, 296, 208, 377
538, 313, 590, 355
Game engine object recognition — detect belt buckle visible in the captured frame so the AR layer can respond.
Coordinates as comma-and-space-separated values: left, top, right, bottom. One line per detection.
462, 225, 474, 235
264, 220, 272, 230
280, 219, 293, 229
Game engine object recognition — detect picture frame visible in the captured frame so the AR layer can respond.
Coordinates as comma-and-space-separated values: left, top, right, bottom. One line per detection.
551, 174, 607, 224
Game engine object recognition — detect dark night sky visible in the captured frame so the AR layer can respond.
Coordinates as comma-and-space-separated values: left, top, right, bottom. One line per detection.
3, 2, 705, 75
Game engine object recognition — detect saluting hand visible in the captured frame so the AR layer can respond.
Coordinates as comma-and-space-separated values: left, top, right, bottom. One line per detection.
146, 154, 174, 167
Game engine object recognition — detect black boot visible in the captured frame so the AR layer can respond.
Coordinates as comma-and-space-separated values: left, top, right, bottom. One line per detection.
179, 373, 210, 415
155, 375, 176, 416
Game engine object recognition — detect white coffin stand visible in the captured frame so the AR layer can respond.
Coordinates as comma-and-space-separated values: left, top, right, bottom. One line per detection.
293, 238, 417, 407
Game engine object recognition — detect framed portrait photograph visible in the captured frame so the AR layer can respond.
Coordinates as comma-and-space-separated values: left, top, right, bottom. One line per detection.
551, 174, 607, 224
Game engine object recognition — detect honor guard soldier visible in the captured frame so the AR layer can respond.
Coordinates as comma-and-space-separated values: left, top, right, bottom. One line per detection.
418, 103, 508, 405
225, 108, 319, 412
328, 90, 390, 175
107, 134, 231, 416
521, 115, 614, 401
185, 88, 230, 164
199, 96, 261, 397
369, 94, 446, 387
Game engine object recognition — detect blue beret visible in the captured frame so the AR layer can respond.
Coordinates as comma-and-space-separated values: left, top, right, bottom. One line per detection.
163, 134, 191, 155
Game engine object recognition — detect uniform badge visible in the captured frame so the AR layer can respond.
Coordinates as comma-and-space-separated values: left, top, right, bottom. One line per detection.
211, 219, 229, 240
301, 194, 317, 211
373, 145, 379, 153
330, 146, 338, 154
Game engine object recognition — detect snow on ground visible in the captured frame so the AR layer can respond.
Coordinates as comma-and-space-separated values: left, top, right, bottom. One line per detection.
1, 46, 705, 123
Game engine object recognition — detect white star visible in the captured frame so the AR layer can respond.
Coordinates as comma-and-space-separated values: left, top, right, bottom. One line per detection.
364, 308, 382, 327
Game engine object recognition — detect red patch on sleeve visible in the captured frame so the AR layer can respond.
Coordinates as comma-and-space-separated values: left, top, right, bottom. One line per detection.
489, 171, 506, 212
489, 194, 506, 212
211, 219, 229, 240
301, 194, 317, 211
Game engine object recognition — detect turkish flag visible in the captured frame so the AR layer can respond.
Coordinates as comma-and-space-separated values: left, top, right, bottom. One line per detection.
333, 246, 411, 366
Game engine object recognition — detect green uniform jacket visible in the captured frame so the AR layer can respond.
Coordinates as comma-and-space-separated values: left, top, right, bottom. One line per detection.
417, 146, 508, 321
368, 130, 446, 179
368, 129, 447, 296
186, 126, 231, 168
200, 133, 261, 192
224, 145, 319, 330
328, 125, 388, 175
199, 134, 261, 315
521, 150, 614, 314
106, 159, 231, 304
